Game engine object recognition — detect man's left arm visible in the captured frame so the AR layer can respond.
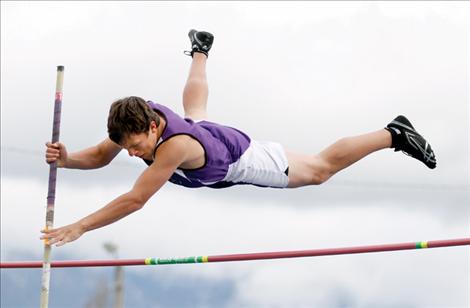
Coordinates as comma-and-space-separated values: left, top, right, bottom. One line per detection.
40, 138, 188, 246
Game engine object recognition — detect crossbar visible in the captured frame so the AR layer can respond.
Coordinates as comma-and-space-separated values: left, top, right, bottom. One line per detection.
2, 238, 469, 269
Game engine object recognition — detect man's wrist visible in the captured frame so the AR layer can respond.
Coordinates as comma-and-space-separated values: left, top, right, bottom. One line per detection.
61, 157, 72, 169
77, 219, 89, 232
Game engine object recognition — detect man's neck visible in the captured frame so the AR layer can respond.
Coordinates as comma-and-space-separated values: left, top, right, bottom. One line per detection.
156, 117, 166, 140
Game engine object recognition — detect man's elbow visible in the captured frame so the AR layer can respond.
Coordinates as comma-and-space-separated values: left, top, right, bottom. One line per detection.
127, 193, 146, 212
95, 155, 113, 168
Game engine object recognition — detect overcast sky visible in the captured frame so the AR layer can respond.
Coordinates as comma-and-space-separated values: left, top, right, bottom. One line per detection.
1, 2, 469, 307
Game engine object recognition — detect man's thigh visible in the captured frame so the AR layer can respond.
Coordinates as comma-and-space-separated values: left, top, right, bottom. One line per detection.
285, 151, 330, 187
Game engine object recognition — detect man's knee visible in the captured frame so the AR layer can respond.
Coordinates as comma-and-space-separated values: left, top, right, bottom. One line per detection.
286, 154, 332, 187
309, 155, 333, 185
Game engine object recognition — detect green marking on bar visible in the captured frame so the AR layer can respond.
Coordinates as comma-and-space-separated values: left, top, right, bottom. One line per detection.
416, 241, 428, 249
156, 257, 197, 265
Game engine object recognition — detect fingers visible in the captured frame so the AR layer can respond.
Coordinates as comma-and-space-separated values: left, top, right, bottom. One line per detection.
45, 142, 62, 164
40, 228, 65, 246
40, 225, 81, 247
41, 234, 66, 246
45, 142, 62, 149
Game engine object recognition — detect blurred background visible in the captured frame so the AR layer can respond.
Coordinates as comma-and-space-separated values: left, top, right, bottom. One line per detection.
1, 2, 469, 307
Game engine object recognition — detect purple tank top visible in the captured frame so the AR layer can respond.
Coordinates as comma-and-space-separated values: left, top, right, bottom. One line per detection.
143, 101, 251, 188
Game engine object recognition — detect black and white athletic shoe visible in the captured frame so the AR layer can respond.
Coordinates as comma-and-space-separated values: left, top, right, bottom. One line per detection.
184, 29, 214, 58
386, 115, 437, 169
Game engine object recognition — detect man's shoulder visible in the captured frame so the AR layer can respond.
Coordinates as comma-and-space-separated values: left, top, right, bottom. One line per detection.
157, 135, 193, 153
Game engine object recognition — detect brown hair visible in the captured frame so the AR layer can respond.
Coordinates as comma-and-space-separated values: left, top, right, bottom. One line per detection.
107, 96, 160, 144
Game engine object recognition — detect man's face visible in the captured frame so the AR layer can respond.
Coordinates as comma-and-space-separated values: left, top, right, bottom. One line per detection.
121, 121, 158, 160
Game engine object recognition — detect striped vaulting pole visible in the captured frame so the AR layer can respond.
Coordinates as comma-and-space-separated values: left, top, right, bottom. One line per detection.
2, 238, 468, 269
40, 66, 64, 308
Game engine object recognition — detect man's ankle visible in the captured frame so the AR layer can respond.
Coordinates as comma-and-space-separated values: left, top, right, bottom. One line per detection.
193, 52, 208, 60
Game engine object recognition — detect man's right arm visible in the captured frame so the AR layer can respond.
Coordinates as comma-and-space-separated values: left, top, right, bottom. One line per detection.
45, 138, 122, 170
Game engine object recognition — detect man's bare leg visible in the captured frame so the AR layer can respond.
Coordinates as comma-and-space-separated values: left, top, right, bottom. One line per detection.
183, 53, 209, 120
286, 129, 392, 188
182, 29, 214, 120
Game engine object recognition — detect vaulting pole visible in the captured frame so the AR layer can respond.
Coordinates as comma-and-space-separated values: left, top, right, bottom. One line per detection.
3, 238, 468, 269
40, 66, 64, 308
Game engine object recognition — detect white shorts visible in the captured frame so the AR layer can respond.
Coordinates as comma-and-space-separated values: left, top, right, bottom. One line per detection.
222, 140, 289, 188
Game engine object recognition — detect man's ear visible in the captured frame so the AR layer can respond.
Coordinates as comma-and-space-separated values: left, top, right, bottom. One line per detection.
150, 121, 157, 131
